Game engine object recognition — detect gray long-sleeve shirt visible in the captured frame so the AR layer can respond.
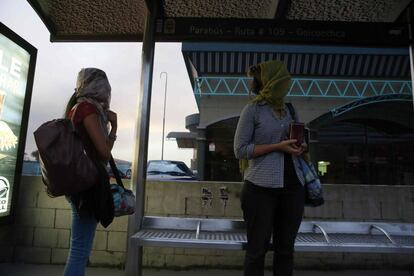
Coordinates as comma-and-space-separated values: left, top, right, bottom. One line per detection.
234, 101, 305, 188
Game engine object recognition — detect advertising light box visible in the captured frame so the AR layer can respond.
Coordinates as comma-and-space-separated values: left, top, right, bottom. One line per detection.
0, 23, 36, 223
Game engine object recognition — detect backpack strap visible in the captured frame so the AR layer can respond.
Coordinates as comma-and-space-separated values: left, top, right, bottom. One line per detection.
285, 102, 296, 122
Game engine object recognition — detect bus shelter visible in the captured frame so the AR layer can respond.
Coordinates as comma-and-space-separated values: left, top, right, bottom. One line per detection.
27, 1, 414, 275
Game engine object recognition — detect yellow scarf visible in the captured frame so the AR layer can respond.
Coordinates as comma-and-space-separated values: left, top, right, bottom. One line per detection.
240, 60, 291, 174
251, 60, 291, 111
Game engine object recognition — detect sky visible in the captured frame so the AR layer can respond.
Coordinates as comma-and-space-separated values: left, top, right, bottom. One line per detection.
0, 0, 199, 165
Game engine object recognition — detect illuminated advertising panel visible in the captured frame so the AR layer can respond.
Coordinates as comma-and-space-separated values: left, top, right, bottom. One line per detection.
0, 23, 36, 223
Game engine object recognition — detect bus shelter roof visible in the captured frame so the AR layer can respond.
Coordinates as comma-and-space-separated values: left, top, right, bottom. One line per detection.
27, 0, 413, 45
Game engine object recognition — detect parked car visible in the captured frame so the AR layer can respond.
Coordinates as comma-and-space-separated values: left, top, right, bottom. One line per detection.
107, 160, 132, 180
107, 166, 131, 180
147, 160, 197, 181
107, 168, 130, 179
22, 160, 42, 176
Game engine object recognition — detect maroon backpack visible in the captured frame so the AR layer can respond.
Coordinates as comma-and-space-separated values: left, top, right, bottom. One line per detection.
33, 107, 98, 197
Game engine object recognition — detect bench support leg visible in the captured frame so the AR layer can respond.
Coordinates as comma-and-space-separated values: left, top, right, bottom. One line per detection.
125, 243, 142, 276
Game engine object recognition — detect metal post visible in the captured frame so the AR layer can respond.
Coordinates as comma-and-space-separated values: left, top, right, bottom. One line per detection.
410, 44, 414, 108
125, 3, 156, 276
409, 12, 414, 108
160, 71, 168, 160
197, 128, 206, 180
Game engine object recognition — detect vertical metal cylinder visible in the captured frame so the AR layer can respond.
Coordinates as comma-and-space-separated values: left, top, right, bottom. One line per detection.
160, 72, 168, 160
125, 3, 156, 276
197, 128, 207, 180
409, 44, 414, 108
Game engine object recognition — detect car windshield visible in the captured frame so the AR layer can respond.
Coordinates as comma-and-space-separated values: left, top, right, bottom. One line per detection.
147, 161, 193, 176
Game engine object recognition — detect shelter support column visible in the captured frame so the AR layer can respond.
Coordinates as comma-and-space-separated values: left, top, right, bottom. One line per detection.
197, 128, 207, 180
125, 2, 156, 276
410, 15, 413, 107
410, 43, 414, 107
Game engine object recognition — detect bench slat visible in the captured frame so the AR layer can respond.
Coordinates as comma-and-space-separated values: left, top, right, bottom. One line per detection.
132, 217, 414, 253
132, 229, 414, 253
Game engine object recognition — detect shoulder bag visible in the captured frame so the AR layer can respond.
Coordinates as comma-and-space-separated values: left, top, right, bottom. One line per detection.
109, 156, 136, 217
286, 103, 324, 207
33, 105, 98, 197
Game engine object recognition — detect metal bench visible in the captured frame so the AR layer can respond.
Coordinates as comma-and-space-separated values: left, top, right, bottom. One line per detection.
132, 216, 414, 254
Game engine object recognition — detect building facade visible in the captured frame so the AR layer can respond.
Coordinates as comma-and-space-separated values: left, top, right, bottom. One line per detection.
169, 43, 413, 185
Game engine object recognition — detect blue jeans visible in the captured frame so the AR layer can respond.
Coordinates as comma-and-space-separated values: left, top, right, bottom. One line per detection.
64, 203, 98, 276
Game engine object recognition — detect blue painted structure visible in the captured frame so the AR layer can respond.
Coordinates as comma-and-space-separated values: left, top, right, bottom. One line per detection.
330, 94, 413, 117
194, 76, 412, 99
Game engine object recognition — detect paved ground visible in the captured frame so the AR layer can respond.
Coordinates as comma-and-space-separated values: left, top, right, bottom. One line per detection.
0, 264, 413, 276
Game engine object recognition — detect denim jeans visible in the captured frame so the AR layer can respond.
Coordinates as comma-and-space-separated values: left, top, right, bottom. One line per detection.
63, 203, 98, 276
241, 179, 305, 276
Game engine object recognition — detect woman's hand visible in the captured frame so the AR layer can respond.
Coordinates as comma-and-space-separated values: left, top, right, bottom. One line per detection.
301, 142, 308, 152
279, 139, 304, 156
250, 140, 306, 158
106, 110, 117, 128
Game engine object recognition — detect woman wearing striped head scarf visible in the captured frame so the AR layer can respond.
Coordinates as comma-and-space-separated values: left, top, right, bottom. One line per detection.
63, 68, 117, 276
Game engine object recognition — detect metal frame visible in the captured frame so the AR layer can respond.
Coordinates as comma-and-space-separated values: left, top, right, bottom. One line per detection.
410, 44, 414, 107
313, 224, 330, 243
124, 1, 159, 275
194, 76, 412, 98
124, 3, 414, 275
21, 0, 414, 274
0, 22, 37, 225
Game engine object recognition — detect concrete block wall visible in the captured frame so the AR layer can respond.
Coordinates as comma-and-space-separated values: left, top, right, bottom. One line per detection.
143, 181, 414, 269
0, 176, 413, 269
0, 176, 128, 267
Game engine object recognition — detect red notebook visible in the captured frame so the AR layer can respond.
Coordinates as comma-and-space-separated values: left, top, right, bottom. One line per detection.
289, 122, 305, 146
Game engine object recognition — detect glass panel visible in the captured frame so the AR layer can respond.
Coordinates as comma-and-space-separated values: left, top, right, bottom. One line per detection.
314, 122, 414, 185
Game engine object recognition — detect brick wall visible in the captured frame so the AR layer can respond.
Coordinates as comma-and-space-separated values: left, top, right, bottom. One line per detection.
0, 176, 413, 269
0, 176, 128, 266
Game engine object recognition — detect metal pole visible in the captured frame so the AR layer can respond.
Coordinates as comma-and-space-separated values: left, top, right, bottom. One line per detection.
125, 3, 156, 276
197, 128, 206, 180
410, 44, 414, 108
409, 12, 414, 108
160, 71, 168, 160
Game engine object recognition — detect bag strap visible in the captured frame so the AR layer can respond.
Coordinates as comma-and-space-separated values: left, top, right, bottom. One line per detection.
285, 102, 296, 122
69, 103, 81, 132
109, 156, 125, 188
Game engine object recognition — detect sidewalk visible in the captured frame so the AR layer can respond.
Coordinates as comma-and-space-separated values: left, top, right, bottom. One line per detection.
0, 263, 413, 276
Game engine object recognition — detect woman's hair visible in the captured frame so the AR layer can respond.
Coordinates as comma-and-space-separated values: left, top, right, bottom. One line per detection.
64, 93, 77, 118
247, 64, 262, 94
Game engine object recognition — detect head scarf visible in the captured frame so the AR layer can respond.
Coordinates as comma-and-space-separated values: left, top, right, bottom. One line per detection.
240, 60, 292, 174
74, 68, 111, 135
251, 60, 291, 111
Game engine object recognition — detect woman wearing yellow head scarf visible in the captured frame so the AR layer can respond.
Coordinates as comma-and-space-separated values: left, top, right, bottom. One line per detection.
234, 60, 306, 276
